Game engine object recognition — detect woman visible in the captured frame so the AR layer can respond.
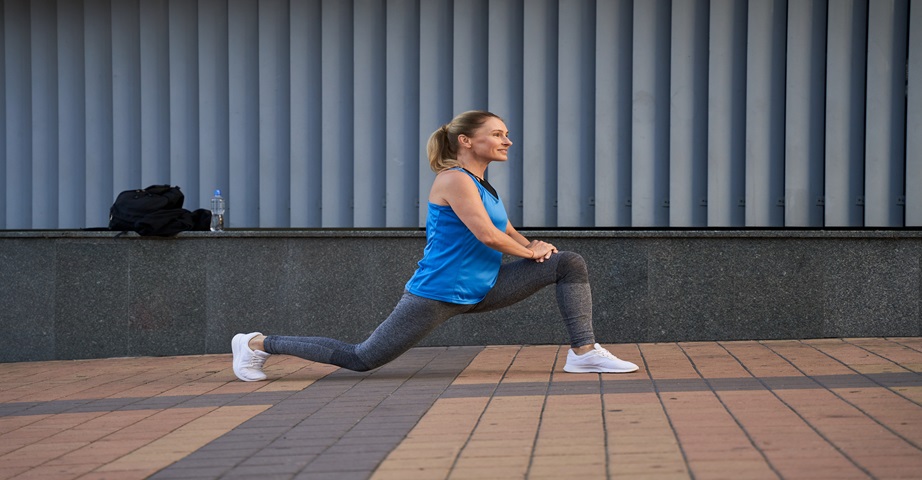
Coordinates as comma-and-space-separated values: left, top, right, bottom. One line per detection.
232, 111, 638, 381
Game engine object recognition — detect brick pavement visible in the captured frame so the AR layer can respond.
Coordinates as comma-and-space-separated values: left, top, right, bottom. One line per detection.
0, 338, 920, 479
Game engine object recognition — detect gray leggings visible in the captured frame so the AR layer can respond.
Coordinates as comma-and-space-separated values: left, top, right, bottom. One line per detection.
264, 251, 596, 371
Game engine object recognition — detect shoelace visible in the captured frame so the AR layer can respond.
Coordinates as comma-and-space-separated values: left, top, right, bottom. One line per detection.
593, 346, 620, 361
247, 352, 267, 370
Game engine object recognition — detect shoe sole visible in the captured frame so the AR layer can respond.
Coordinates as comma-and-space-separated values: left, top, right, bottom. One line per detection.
232, 334, 266, 382
563, 364, 639, 374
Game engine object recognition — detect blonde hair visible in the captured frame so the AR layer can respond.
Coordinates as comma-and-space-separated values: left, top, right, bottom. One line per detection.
427, 110, 502, 173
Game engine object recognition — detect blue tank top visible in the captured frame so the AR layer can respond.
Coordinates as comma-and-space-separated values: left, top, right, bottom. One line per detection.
405, 168, 508, 304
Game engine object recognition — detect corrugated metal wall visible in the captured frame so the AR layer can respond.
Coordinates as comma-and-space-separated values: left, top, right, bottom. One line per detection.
1, 0, 919, 229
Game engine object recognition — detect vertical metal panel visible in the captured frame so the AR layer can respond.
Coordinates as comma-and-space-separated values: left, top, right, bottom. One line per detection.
289, 0, 322, 227
669, 0, 708, 227
745, 0, 786, 227
784, 0, 826, 227
631, 0, 670, 227
487, 0, 523, 226
522, 0, 557, 227
32, 0, 57, 228
139, 0, 169, 184
226, 1, 258, 227
353, 0, 386, 227
84, 0, 113, 226
228, 0, 259, 228
824, 0, 866, 227
417, 0, 452, 227
224, 0, 260, 227
864, 0, 908, 227
452, 0, 488, 111
197, 0, 229, 214
594, 0, 631, 227
321, 0, 354, 227
0, 2, 5, 228
258, 0, 290, 227
908, 1, 922, 226
707, 0, 746, 226
57, 0, 85, 229
557, 0, 594, 227
5, 0, 32, 229
385, 0, 420, 227
169, 0, 199, 205
111, 0, 141, 195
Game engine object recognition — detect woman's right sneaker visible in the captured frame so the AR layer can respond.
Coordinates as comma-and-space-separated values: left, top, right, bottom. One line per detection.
232, 332, 270, 381
563, 343, 639, 373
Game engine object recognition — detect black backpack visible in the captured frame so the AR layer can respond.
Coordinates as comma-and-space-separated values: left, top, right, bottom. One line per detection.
109, 185, 212, 237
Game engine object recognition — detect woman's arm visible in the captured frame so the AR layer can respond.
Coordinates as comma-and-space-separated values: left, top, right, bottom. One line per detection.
430, 170, 556, 261
506, 222, 529, 246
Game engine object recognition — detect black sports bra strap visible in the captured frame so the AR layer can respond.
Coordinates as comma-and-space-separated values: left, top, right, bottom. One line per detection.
459, 167, 498, 199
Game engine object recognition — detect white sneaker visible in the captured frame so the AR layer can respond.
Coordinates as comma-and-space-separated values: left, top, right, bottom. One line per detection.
232, 332, 270, 382
564, 343, 639, 373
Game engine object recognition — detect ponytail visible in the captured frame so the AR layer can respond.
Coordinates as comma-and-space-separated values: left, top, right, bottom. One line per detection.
427, 124, 460, 173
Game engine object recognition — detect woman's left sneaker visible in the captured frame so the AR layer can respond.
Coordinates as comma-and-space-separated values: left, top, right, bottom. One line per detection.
563, 343, 639, 373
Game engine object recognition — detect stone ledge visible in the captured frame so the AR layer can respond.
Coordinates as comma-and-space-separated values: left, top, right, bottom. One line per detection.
1, 230, 919, 362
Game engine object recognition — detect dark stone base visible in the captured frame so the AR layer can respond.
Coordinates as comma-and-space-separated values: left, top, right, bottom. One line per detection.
2, 229, 919, 362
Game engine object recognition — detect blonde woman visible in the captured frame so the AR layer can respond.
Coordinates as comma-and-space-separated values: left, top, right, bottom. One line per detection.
232, 111, 638, 381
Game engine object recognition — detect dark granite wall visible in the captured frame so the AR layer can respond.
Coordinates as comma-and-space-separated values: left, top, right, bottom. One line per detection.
1, 230, 919, 362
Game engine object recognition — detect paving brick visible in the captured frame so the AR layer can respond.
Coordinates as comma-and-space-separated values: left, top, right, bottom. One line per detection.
0, 339, 919, 479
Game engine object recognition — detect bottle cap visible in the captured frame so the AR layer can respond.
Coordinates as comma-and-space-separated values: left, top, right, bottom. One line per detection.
214, 189, 221, 196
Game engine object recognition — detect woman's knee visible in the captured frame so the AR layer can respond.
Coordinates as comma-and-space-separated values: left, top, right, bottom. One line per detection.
332, 350, 374, 371
349, 363, 375, 372
349, 353, 393, 372
556, 251, 589, 284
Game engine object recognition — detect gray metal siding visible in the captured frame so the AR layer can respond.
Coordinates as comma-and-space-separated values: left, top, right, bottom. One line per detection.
909, 1, 922, 226
1, 0, 918, 229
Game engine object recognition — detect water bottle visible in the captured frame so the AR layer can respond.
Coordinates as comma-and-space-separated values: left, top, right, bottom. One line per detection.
210, 189, 225, 232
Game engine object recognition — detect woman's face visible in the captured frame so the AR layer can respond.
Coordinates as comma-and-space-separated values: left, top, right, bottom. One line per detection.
462, 117, 512, 163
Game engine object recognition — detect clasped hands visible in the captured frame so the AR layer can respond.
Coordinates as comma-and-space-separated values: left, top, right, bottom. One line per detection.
527, 240, 557, 263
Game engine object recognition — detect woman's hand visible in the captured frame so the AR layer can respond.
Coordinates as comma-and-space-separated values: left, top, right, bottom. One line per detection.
527, 240, 557, 263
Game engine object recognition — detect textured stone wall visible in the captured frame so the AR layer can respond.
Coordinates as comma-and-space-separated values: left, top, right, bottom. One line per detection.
1, 230, 919, 362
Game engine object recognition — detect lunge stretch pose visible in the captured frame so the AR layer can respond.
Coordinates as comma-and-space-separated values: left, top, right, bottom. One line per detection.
232, 110, 638, 381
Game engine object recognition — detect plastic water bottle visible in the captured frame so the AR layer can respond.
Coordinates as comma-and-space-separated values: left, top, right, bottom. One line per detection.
210, 189, 225, 232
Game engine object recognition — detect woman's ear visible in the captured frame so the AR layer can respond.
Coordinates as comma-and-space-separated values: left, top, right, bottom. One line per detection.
458, 134, 472, 149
